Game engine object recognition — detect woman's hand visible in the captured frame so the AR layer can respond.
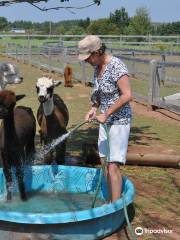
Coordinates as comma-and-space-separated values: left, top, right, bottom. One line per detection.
85, 107, 97, 121
96, 112, 108, 123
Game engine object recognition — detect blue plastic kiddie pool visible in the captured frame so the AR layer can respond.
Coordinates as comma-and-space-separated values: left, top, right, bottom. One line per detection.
0, 165, 135, 239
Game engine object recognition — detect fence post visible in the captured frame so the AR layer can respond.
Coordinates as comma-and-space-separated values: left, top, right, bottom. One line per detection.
160, 54, 166, 84
148, 59, 160, 110
28, 45, 32, 66
48, 47, 52, 72
15, 44, 18, 61
81, 61, 87, 85
119, 35, 122, 48
38, 46, 41, 70
131, 51, 136, 77
22, 44, 25, 63
63, 47, 67, 68
6, 43, 9, 57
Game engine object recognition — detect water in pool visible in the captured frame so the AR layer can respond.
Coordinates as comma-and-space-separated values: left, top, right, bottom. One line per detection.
0, 192, 105, 213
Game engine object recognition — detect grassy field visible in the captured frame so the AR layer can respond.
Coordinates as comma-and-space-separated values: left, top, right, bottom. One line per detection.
0, 55, 180, 239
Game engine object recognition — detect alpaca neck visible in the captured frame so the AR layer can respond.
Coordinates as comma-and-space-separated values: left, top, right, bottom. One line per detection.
43, 97, 54, 116
4, 112, 16, 144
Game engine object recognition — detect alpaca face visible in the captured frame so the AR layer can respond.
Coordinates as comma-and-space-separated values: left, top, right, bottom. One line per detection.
0, 91, 25, 118
0, 91, 16, 118
36, 77, 62, 103
0, 63, 23, 90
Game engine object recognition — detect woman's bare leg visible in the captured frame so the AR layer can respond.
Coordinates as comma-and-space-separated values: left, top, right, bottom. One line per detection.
107, 162, 122, 202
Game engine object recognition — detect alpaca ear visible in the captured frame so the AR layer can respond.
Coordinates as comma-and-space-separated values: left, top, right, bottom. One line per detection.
16, 94, 26, 102
53, 80, 63, 87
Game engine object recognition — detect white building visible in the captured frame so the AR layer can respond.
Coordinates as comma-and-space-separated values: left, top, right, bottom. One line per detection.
10, 28, 26, 33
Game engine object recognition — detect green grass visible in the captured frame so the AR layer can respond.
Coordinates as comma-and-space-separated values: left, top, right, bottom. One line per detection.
131, 115, 180, 148
0, 36, 60, 47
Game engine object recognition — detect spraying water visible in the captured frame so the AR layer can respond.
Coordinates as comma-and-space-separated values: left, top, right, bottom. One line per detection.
35, 132, 70, 161
35, 120, 91, 162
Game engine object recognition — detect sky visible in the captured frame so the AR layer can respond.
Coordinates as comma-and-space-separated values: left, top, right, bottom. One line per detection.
0, 0, 179, 23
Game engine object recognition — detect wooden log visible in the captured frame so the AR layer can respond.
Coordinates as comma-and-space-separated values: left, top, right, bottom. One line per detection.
126, 153, 180, 168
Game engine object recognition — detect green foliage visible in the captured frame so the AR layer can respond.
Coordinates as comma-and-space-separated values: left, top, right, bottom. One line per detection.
0, 17, 8, 31
127, 7, 151, 35
87, 19, 119, 35
66, 26, 84, 35
109, 7, 130, 34
155, 21, 180, 35
78, 18, 90, 29
54, 25, 66, 35
153, 41, 170, 51
10, 20, 33, 29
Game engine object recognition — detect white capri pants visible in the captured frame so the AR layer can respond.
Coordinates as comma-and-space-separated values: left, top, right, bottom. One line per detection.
98, 123, 130, 164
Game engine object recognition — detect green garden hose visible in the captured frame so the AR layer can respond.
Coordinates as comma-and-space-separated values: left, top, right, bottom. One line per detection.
123, 193, 137, 240
91, 124, 109, 208
91, 123, 137, 240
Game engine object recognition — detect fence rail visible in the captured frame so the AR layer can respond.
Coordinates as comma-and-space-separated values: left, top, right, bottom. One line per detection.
1, 41, 180, 113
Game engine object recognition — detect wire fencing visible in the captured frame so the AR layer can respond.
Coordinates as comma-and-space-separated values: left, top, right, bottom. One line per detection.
1, 41, 180, 113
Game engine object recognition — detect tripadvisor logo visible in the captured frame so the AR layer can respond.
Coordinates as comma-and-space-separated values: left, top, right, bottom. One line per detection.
135, 227, 143, 236
135, 226, 173, 236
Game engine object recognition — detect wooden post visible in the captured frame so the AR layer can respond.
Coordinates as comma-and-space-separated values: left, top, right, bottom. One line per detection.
81, 61, 87, 85
160, 54, 166, 84
63, 47, 67, 69
148, 59, 160, 110
48, 47, 52, 72
28, 45, 32, 66
15, 44, 18, 61
119, 35, 122, 48
6, 43, 9, 57
38, 46, 41, 70
22, 44, 25, 63
131, 51, 136, 77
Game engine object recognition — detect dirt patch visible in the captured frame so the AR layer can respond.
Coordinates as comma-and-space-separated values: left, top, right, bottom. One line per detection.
78, 93, 89, 98
131, 101, 180, 126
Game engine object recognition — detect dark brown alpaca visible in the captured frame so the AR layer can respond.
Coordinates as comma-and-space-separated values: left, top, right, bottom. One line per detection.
64, 64, 73, 88
82, 143, 100, 165
36, 76, 69, 164
0, 90, 36, 201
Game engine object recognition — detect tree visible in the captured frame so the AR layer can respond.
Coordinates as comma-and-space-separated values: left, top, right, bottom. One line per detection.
54, 25, 66, 35
11, 20, 33, 29
66, 26, 84, 35
78, 18, 90, 30
87, 19, 119, 35
127, 7, 152, 35
155, 22, 180, 35
109, 7, 129, 34
0, 17, 8, 31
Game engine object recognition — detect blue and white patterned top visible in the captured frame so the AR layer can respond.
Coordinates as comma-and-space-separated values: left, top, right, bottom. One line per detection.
91, 56, 132, 125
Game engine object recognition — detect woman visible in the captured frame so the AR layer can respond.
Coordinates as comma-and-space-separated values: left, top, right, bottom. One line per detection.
78, 35, 132, 202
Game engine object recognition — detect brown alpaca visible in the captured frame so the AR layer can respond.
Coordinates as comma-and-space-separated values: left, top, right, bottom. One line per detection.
0, 90, 36, 201
64, 65, 73, 88
82, 143, 100, 165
